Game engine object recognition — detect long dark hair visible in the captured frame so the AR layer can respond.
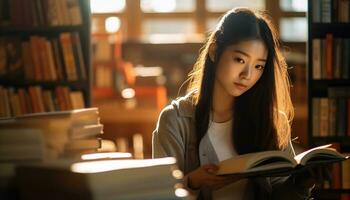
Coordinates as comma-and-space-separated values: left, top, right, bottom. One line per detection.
187, 8, 293, 154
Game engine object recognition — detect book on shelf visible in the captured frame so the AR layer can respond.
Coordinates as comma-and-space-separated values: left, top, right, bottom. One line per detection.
0, 85, 86, 118
312, 0, 350, 23
0, 0, 82, 26
16, 157, 190, 200
216, 144, 349, 177
342, 153, 350, 189
311, 87, 350, 137
0, 32, 86, 82
312, 35, 350, 80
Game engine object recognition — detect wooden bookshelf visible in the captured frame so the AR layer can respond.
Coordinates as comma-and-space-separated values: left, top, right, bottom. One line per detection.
307, 0, 350, 198
0, 0, 92, 117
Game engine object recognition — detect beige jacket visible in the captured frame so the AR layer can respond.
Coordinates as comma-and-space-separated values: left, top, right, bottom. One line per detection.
152, 93, 312, 200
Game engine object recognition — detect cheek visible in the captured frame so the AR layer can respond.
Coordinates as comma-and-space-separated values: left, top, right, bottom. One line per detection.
217, 64, 236, 83
250, 72, 263, 86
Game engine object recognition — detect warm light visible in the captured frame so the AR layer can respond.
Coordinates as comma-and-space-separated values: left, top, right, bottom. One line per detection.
90, 0, 125, 13
151, 0, 176, 12
134, 66, 163, 77
133, 134, 144, 159
175, 188, 188, 198
147, 33, 204, 44
292, 0, 307, 11
121, 88, 135, 99
172, 169, 184, 179
81, 152, 132, 160
105, 17, 121, 33
116, 137, 129, 152
71, 157, 177, 173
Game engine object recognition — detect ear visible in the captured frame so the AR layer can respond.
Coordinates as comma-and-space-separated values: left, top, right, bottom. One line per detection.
208, 43, 216, 62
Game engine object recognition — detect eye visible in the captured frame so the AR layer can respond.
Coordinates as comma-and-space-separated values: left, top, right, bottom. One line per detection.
234, 57, 245, 64
255, 65, 265, 70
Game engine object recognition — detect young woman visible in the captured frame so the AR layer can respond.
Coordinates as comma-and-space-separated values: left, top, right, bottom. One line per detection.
152, 8, 314, 200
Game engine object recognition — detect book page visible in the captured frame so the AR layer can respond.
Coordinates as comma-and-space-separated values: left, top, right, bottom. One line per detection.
217, 151, 296, 175
294, 144, 347, 165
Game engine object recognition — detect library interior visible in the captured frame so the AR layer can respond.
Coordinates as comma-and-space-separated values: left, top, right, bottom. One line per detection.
0, 0, 349, 199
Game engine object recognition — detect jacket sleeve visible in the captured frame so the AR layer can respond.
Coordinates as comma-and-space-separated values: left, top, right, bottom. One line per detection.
152, 105, 200, 198
152, 105, 186, 172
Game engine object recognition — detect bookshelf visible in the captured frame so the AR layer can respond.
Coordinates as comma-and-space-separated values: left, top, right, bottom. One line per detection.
308, 0, 350, 198
0, 0, 91, 117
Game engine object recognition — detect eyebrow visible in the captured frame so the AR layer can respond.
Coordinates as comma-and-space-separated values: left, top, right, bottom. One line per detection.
233, 50, 267, 62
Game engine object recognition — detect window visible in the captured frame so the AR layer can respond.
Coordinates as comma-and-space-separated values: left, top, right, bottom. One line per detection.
143, 19, 196, 43
205, 0, 265, 12
279, 0, 307, 12
141, 0, 195, 12
280, 17, 307, 42
206, 18, 220, 32
90, 0, 125, 13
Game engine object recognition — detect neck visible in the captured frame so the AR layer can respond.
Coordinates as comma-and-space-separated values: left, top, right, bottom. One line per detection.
212, 79, 234, 122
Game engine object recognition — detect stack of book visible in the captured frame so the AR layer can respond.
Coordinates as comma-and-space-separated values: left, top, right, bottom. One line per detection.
0, 108, 103, 198
0, 107, 103, 161
16, 157, 190, 200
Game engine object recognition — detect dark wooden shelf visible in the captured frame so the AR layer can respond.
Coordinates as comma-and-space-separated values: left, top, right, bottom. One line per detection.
0, 25, 85, 35
310, 137, 350, 150
308, 80, 350, 97
308, 1, 350, 199
310, 79, 350, 86
315, 188, 350, 194
0, 80, 89, 89
311, 23, 350, 37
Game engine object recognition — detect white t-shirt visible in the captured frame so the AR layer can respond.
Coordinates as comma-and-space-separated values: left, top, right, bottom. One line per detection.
207, 119, 248, 200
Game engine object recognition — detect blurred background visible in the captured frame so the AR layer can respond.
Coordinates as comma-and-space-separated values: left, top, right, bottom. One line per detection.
89, 0, 308, 158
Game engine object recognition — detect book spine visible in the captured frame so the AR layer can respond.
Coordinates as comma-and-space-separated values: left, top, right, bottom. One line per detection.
328, 98, 336, 136
319, 98, 329, 137
342, 154, 350, 189
71, 32, 86, 80
312, 0, 321, 23
312, 98, 320, 136
66, 0, 82, 25
348, 98, 350, 137
45, 40, 58, 81
59, 32, 78, 81
17, 89, 28, 114
29, 36, 42, 81
51, 39, 65, 80
312, 39, 321, 79
321, 0, 332, 23
325, 34, 333, 79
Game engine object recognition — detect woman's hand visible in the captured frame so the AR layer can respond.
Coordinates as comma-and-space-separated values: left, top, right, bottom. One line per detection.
187, 164, 241, 190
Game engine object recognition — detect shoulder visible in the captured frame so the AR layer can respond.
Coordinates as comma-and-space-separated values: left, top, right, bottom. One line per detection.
159, 91, 196, 121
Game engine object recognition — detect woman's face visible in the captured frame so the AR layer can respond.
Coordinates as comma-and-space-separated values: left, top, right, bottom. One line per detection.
214, 39, 268, 97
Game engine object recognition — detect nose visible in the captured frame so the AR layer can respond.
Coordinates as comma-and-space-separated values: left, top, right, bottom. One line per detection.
239, 64, 252, 80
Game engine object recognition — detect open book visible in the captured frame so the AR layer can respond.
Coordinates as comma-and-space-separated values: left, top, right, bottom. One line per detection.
217, 144, 349, 177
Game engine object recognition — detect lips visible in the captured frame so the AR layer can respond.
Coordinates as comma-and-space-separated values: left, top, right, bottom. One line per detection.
234, 82, 247, 90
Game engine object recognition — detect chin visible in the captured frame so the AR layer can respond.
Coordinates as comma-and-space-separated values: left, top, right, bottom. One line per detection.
229, 89, 245, 97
